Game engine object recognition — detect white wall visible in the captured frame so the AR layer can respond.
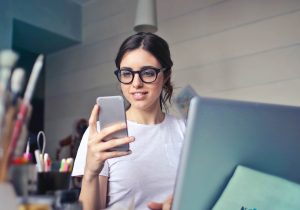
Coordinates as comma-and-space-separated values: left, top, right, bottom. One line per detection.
45, 0, 300, 155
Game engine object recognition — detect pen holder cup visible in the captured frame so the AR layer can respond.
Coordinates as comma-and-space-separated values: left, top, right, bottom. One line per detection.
37, 171, 71, 195
8, 164, 37, 196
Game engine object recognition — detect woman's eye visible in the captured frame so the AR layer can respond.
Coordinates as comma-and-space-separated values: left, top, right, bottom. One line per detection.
142, 69, 155, 77
121, 71, 132, 77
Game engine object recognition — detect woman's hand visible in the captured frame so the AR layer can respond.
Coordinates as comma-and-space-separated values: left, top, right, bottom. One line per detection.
147, 195, 173, 210
84, 104, 134, 178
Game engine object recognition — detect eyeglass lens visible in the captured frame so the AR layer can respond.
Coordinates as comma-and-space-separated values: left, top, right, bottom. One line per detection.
118, 68, 160, 84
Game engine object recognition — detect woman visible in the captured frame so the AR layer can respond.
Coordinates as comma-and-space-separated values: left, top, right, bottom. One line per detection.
72, 32, 185, 210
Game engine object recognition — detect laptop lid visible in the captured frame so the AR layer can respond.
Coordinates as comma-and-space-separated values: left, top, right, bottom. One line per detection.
172, 96, 300, 210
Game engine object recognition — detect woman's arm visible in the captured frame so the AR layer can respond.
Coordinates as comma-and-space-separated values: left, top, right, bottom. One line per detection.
78, 104, 133, 210
79, 175, 108, 210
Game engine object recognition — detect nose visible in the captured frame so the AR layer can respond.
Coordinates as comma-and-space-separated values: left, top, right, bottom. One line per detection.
132, 72, 143, 88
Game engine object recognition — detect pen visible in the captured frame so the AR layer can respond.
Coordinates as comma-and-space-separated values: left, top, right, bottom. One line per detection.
40, 153, 44, 171
23, 140, 32, 163
66, 158, 74, 172
44, 153, 51, 172
59, 158, 66, 172
34, 149, 42, 172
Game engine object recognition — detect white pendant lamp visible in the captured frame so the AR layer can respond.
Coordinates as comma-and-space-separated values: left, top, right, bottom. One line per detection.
134, 0, 158, 33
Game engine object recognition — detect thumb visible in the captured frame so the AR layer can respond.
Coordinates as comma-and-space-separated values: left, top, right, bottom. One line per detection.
147, 201, 163, 210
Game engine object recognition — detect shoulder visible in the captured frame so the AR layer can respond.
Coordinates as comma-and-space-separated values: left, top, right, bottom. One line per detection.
165, 114, 186, 133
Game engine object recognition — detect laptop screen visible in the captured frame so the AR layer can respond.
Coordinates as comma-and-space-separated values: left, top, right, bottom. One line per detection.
172, 96, 300, 210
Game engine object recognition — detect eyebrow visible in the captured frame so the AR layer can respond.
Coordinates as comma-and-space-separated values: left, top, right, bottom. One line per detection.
120, 65, 159, 70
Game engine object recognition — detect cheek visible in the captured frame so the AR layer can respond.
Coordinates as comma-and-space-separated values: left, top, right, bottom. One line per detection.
120, 85, 128, 95
153, 77, 165, 93
121, 85, 134, 104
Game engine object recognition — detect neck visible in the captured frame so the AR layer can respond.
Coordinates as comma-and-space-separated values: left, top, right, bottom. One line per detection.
126, 107, 165, 125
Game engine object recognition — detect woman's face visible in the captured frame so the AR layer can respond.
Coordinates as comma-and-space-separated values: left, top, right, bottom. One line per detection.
119, 48, 165, 112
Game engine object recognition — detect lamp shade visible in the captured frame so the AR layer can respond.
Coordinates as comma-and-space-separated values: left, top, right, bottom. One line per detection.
134, 0, 157, 33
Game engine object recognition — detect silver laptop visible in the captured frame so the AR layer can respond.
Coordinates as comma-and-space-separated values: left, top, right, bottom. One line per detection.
172, 96, 300, 210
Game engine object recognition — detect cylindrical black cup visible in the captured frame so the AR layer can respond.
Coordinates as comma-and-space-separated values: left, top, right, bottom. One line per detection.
37, 172, 71, 195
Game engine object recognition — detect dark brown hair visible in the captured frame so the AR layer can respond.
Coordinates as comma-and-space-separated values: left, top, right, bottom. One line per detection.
115, 32, 173, 111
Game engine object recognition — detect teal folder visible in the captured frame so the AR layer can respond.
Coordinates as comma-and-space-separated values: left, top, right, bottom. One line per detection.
213, 166, 300, 210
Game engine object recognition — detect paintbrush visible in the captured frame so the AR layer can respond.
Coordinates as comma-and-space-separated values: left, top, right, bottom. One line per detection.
0, 50, 19, 92
10, 54, 44, 159
0, 67, 26, 182
10, 68, 26, 105
0, 50, 18, 158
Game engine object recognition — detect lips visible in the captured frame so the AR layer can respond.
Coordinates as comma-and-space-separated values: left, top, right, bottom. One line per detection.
131, 91, 148, 100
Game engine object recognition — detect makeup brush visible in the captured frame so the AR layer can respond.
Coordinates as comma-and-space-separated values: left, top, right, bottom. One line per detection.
0, 50, 18, 157
0, 68, 26, 159
10, 68, 26, 105
10, 54, 44, 158
0, 50, 19, 92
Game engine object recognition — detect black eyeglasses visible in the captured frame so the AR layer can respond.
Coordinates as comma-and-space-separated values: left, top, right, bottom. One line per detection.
114, 67, 167, 84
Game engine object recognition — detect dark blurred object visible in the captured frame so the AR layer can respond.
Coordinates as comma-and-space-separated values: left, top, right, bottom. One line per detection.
37, 171, 71, 195
56, 119, 87, 160
54, 189, 82, 210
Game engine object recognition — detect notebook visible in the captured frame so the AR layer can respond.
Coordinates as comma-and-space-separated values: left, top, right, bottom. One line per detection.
212, 165, 300, 210
172, 96, 300, 210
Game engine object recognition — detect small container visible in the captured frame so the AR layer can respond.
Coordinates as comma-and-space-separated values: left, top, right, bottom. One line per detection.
9, 164, 37, 196
37, 171, 71, 195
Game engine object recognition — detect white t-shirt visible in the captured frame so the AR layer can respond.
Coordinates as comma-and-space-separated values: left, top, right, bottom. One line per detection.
72, 114, 186, 210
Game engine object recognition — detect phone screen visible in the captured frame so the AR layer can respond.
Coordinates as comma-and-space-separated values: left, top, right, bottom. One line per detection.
96, 96, 129, 151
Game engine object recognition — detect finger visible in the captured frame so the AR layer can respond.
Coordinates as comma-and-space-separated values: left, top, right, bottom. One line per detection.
98, 122, 127, 140
101, 150, 132, 160
99, 136, 134, 151
147, 202, 163, 210
163, 195, 173, 210
165, 195, 173, 203
163, 202, 171, 210
89, 104, 100, 134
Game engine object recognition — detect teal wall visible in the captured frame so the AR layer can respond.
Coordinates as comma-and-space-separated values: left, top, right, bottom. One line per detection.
0, 0, 13, 49
11, 0, 82, 42
0, 0, 82, 53
0, 0, 82, 134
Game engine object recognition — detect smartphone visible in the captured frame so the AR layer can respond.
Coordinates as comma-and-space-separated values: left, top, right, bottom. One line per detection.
96, 96, 129, 151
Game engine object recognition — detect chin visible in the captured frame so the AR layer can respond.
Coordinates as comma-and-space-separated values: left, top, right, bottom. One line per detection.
130, 101, 148, 110
131, 100, 160, 112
